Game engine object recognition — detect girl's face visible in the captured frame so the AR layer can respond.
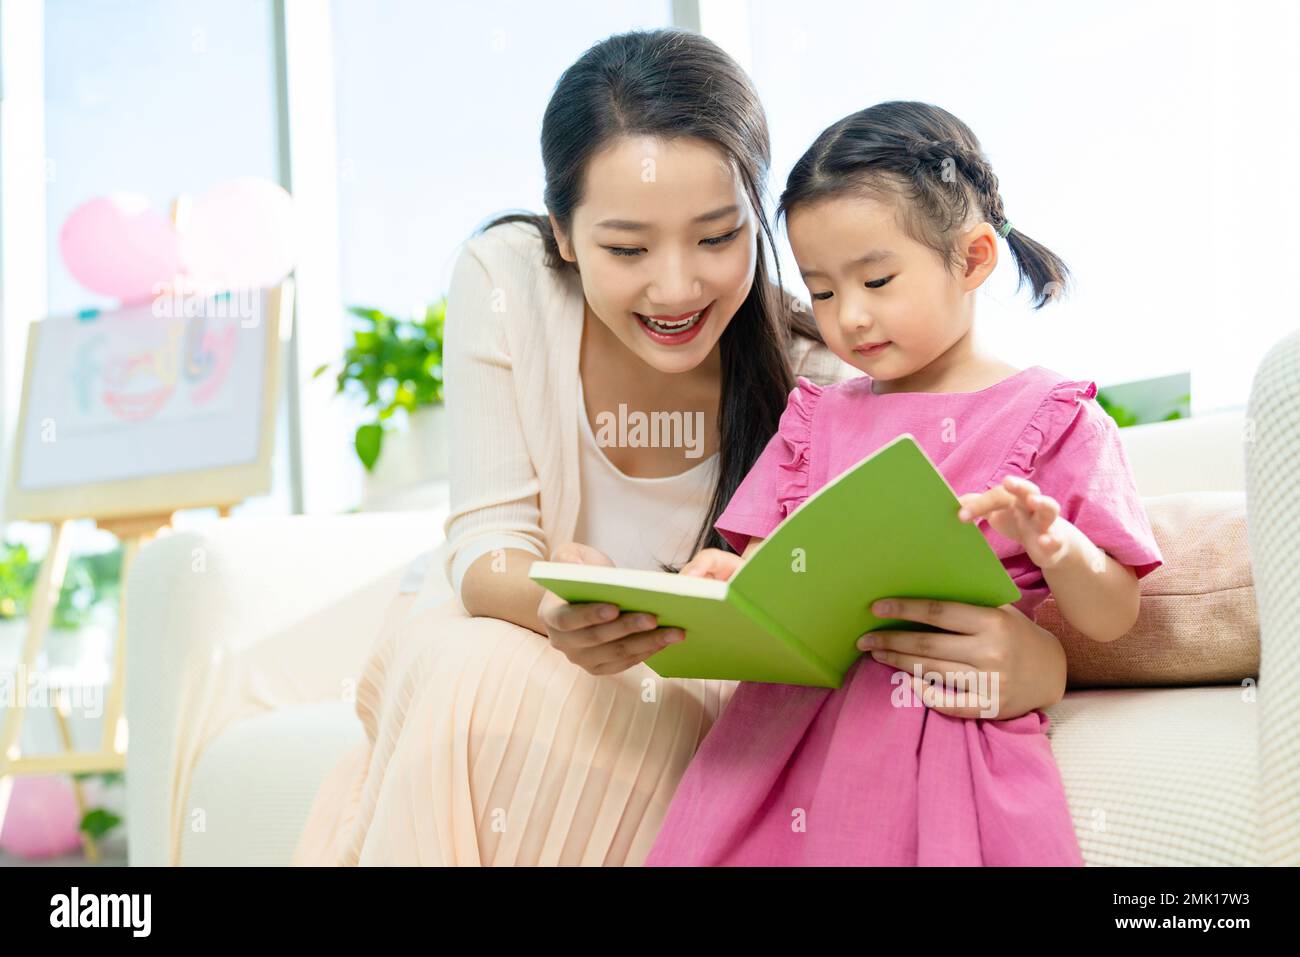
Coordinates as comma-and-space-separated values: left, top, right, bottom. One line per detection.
550, 135, 757, 376
786, 193, 997, 390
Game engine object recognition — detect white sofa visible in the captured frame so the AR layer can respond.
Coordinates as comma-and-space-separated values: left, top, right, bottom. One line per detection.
125, 511, 446, 866
125, 338, 1300, 866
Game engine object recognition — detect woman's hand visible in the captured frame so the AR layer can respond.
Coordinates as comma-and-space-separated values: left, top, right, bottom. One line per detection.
679, 547, 744, 581
958, 475, 1072, 570
536, 542, 685, 676
857, 597, 1067, 720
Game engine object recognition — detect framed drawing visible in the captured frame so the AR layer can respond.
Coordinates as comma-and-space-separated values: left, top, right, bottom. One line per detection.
5, 281, 292, 522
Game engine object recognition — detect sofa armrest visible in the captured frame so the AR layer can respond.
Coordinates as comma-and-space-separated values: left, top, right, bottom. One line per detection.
1246, 329, 1300, 866
125, 510, 444, 866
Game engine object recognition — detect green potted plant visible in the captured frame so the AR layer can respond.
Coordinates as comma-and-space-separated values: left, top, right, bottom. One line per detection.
0, 541, 117, 662
312, 299, 448, 502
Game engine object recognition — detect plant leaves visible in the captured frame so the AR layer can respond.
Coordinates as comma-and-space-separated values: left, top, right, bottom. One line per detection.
355, 422, 384, 471
334, 298, 447, 469
81, 807, 123, 841
72, 770, 125, 787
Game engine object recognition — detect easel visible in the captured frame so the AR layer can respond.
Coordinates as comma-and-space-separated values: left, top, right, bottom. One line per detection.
0, 277, 288, 863
0, 504, 234, 860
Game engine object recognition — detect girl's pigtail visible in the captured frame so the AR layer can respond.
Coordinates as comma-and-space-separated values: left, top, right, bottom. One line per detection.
954, 144, 1072, 310
1002, 224, 1072, 310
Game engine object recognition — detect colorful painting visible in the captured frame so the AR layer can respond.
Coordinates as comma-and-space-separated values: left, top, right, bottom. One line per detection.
16, 289, 273, 491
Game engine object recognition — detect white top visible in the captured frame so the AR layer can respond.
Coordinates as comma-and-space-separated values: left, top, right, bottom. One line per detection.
572, 377, 720, 571
439, 221, 860, 602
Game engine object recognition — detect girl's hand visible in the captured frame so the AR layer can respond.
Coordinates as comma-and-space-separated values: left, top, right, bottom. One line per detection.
858, 597, 1067, 720
958, 475, 1071, 570
679, 547, 744, 581
536, 542, 685, 676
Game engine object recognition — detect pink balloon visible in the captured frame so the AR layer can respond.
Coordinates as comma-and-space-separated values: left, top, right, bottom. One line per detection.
179, 177, 298, 293
0, 775, 84, 860
58, 193, 182, 304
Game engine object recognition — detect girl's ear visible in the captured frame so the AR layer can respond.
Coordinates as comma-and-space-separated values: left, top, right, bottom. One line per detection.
959, 222, 999, 290
548, 211, 576, 263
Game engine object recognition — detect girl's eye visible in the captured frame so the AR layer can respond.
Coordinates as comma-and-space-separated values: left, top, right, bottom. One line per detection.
811, 291, 833, 301
701, 227, 742, 247
606, 246, 644, 258
865, 276, 894, 289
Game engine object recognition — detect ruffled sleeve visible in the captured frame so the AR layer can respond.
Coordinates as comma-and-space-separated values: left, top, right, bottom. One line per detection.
714, 376, 823, 554
989, 379, 1165, 582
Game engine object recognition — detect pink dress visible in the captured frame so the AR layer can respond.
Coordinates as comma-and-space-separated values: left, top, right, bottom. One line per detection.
644, 365, 1165, 866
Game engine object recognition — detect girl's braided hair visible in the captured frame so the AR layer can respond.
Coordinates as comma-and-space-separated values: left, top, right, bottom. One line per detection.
778, 101, 1071, 309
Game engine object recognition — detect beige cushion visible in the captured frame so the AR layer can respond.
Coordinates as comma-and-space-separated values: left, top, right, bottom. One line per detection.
1035, 491, 1259, 689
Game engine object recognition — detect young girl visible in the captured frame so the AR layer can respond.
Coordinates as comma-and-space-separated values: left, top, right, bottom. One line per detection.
643, 101, 1165, 867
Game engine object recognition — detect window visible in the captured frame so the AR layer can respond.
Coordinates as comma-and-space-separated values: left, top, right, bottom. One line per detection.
331, 0, 673, 316
43, 0, 293, 522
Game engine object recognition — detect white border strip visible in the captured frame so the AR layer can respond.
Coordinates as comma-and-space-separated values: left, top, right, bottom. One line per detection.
0, 0, 47, 522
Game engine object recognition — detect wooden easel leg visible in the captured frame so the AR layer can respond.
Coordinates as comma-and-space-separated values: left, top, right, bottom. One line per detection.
52, 688, 99, 863
0, 516, 166, 860
98, 534, 146, 757
0, 519, 72, 846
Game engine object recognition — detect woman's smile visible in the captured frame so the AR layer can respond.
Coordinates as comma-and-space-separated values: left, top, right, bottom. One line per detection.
633, 300, 714, 345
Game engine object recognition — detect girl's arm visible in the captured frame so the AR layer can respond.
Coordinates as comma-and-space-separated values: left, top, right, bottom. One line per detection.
958, 475, 1141, 643
1038, 521, 1140, 643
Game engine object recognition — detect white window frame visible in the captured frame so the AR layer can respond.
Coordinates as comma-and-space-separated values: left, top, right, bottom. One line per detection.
0, 0, 47, 523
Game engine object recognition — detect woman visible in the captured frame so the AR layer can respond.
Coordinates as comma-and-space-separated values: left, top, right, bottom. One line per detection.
292, 28, 1072, 866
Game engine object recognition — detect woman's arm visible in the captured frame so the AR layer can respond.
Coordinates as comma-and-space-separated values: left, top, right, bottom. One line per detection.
441, 237, 549, 614
441, 239, 689, 669
461, 547, 548, 634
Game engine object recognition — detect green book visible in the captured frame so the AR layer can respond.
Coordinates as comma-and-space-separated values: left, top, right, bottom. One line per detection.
528, 434, 1021, 689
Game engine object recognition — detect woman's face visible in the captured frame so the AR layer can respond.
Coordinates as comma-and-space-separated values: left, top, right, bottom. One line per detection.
550, 135, 757, 376
786, 192, 996, 388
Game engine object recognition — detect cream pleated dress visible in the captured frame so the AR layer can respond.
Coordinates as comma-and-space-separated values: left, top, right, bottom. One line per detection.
289, 221, 855, 865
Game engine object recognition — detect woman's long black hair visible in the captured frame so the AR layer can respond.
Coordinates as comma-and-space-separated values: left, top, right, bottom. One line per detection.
479, 28, 822, 562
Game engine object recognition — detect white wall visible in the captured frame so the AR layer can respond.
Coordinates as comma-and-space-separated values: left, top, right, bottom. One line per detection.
745, 0, 1300, 413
